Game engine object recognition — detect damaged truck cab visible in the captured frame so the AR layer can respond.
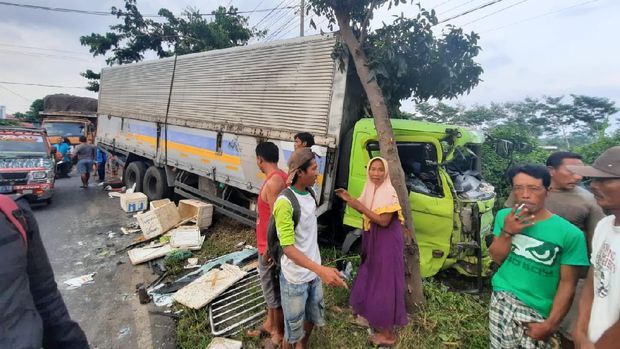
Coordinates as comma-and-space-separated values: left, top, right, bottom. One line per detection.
340, 119, 495, 277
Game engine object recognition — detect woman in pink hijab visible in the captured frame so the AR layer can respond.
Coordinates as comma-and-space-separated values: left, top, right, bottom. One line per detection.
335, 157, 408, 347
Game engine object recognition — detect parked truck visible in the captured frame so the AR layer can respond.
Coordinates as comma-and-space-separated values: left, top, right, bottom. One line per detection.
96, 34, 496, 278
40, 94, 98, 146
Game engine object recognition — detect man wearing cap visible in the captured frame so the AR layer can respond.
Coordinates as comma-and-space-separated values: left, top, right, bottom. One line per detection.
273, 147, 347, 349
570, 146, 620, 349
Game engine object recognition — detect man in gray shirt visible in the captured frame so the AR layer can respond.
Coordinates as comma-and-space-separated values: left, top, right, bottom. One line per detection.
73, 136, 97, 188
505, 151, 606, 348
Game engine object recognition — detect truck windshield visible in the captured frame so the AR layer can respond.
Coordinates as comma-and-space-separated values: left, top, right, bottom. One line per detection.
366, 141, 443, 197
0, 134, 47, 155
446, 145, 480, 174
43, 122, 84, 137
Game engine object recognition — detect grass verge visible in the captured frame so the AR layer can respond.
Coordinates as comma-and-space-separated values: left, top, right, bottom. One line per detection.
174, 217, 490, 348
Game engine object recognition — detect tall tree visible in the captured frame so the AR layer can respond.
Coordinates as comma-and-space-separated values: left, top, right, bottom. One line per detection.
15, 98, 45, 123
307, 0, 483, 310
80, 0, 265, 91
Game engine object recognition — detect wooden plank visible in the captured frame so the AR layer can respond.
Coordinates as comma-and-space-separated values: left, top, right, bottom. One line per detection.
150, 198, 172, 210
128, 244, 173, 265
173, 264, 247, 309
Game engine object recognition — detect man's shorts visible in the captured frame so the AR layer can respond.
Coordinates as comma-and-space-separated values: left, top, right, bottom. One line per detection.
258, 254, 280, 309
279, 274, 326, 343
76, 160, 93, 174
558, 278, 586, 339
489, 291, 555, 349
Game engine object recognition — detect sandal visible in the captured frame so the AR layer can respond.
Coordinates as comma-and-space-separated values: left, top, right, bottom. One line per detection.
368, 334, 396, 348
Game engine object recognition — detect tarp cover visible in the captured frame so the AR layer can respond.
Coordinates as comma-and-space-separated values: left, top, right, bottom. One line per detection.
43, 94, 97, 114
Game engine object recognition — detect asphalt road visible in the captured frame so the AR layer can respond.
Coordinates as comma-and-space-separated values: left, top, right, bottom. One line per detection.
32, 174, 175, 349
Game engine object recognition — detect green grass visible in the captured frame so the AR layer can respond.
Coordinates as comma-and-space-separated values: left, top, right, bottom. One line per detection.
175, 217, 490, 349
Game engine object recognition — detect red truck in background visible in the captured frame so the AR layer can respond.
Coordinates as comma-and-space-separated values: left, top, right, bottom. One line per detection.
0, 127, 56, 204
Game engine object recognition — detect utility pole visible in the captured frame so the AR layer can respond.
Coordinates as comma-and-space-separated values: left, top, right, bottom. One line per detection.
300, 0, 305, 37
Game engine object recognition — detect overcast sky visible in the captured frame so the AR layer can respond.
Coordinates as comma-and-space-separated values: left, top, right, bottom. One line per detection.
1, 0, 618, 122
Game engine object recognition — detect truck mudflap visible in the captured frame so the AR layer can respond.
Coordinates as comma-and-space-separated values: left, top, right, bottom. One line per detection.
446, 198, 495, 278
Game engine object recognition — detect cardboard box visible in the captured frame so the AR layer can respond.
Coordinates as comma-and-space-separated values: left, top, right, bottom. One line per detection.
150, 198, 172, 210
170, 226, 202, 248
120, 192, 148, 213
178, 199, 214, 229
136, 201, 181, 239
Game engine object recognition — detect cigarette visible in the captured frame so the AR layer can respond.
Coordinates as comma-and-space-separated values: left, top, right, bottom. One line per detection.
516, 203, 525, 211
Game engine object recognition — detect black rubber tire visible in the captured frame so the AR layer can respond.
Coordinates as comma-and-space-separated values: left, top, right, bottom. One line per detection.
124, 161, 148, 193
142, 166, 171, 201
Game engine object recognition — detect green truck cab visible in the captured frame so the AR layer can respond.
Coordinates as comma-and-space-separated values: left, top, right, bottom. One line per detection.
340, 118, 496, 277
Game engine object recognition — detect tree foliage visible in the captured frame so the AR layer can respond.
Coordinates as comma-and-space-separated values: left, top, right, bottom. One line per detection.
14, 99, 45, 123
307, 0, 484, 310
80, 0, 265, 92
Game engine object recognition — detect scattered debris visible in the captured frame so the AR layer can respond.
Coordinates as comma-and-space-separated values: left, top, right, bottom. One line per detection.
206, 337, 242, 349
184, 257, 199, 269
136, 201, 181, 239
128, 244, 174, 265
159, 235, 171, 244
178, 199, 214, 229
64, 273, 96, 289
148, 309, 181, 319
120, 192, 148, 213
169, 226, 201, 248
120, 227, 140, 235
108, 192, 122, 198
235, 241, 246, 249
138, 284, 151, 304
107, 232, 117, 239
117, 326, 131, 339
173, 264, 247, 309
165, 249, 193, 264
209, 268, 266, 337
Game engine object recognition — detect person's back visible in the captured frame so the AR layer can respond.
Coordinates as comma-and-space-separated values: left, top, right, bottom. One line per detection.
0, 195, 88, 348
75, 142, 96, 161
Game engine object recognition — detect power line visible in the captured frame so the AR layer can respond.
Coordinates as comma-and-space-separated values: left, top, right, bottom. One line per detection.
440, 0, 477, 16
264, 1, 300, 41
433, 0, 458, 9
0, 84, 30, 102
482, 0, 602, 33
461, 0, 530, 26
255, 0, 289, 27
0, 1, 296, 17
0, 42, 91, 56
438, 0, 506, 24
0, 81, 84, 89
261, 0, 297, 34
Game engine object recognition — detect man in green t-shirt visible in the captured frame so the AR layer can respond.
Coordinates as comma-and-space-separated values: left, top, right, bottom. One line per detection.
489, 165, 589, 349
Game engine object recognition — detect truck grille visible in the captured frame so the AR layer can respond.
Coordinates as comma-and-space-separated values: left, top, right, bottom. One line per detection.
0, 172, 28, 184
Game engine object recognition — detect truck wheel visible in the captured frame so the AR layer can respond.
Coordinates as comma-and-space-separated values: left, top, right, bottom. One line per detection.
124, 161, 147, 193
143, 166, 171, 201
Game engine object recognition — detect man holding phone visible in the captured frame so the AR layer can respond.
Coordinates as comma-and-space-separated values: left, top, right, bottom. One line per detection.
489, 165, 589, 348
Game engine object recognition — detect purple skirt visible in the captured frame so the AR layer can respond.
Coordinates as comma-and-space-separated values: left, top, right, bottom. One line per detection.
350, 215, 408, 330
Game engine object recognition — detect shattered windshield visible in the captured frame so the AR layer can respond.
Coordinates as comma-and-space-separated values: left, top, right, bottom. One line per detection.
43, 122, 85, 137
447, 145, 480, 174
366, 141, 443, 197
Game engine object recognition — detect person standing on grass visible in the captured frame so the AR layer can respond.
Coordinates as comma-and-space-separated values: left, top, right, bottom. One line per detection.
505, 152, 606, 348
569, 146, 620, 349
73, 136, 96, 188
293, 132, 315, 150
489, 165, 589, 349
335, 157, 408, 347
273, 147, 347, 349
254, 142, 287, 345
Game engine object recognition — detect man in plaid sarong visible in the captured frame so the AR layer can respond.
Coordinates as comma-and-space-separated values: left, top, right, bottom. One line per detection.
489, 166, 589, 348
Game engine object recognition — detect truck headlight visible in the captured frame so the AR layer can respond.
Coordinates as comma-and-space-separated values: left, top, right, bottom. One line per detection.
30, 171, 48, 180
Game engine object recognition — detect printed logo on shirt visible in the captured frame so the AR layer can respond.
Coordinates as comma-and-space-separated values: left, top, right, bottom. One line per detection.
594, 242, 616, 298
511, 234, 561, 266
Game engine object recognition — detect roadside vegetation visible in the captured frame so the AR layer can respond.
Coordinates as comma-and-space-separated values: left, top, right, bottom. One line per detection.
172, 216, 489, 349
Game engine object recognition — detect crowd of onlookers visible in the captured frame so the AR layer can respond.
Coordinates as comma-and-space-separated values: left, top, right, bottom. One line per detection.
1, 127, 618, 348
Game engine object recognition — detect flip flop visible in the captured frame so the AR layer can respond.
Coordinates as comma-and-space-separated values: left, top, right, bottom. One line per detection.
368, 334, 396, 348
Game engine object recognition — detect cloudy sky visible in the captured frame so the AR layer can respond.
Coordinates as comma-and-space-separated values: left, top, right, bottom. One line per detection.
1, 0, 618, 120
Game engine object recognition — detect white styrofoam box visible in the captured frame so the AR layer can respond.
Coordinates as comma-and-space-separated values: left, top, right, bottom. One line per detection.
120, 192, 148, 213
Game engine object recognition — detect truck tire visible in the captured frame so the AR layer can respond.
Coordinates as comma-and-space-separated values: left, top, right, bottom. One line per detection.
143, 166, 171, 201
124, 161, 147, 193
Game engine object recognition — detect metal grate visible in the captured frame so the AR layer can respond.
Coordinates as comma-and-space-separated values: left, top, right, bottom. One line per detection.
0, 172, 28, 184
208, 268, 266, 337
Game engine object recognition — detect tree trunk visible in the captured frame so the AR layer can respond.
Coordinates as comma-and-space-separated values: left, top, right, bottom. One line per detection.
335, 12, 425, 312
